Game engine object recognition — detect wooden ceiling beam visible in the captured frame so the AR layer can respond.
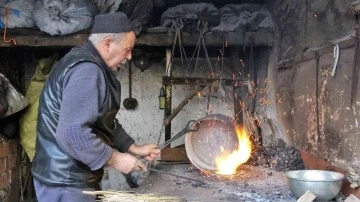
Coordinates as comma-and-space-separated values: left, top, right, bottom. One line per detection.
0, 29, 274, 47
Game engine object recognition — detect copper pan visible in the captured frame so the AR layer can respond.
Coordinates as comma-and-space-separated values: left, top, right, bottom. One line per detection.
184, 114, 238, 171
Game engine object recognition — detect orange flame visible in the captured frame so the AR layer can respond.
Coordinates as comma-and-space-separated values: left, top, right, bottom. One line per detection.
215, 126, 252, 175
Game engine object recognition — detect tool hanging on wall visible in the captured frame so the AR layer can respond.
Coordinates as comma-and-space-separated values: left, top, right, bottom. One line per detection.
133, 51, 151, 72
158, 86, 166, 109
123, 62, 138, 110
331, 44, 339, 77
185, 20, 213, 76
167, 18, 188, 74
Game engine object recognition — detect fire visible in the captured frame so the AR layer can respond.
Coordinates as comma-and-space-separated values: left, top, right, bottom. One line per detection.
215, 126, 252, 175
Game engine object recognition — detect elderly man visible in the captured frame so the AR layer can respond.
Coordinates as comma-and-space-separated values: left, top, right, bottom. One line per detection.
31, 12, 160, 202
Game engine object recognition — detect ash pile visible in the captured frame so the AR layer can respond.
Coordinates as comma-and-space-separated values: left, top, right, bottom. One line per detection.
246, 140, 305, 171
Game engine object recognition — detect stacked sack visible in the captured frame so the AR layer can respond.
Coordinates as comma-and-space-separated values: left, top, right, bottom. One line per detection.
0, 0, 97, 35
33, 0, 96, 35
1, 1, 275, 35
0, 0, 35, 29
212, 4, 274, 32
160, 3, 220, 33
160, 3, 274, 33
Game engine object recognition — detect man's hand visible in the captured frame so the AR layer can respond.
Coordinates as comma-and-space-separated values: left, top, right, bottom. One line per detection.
106, 150, 147, 174
128, 144, 160, 161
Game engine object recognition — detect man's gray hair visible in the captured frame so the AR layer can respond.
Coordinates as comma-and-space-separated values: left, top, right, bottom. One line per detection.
88, 33, 126, 46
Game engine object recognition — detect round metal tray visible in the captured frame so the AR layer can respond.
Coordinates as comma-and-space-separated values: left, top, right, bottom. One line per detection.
185, 114, 238, 171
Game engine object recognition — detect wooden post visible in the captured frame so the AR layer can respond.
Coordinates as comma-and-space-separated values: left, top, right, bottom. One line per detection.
165, 49, 172, 146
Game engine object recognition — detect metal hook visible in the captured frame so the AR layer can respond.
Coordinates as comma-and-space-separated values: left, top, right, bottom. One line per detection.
196, 20, 208, 34
171, 18, 183, 32
331, 44, 340, 77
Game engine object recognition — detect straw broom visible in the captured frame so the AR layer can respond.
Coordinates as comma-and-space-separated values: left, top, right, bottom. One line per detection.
83, 190, 186, 202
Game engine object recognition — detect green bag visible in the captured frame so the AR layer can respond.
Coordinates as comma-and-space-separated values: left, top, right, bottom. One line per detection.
20, 55, 57, 161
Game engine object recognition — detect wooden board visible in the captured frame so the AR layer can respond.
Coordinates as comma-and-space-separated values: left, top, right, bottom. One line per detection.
160, 147, 189, 162
345, 194, 360, 202
296, 191, 316, 202
0, 29, 274, 47
162, 76, 247, 86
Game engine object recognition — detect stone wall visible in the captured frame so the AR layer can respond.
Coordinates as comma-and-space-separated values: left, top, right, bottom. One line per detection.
265, 0, 360, 173
269, 0, 356, 61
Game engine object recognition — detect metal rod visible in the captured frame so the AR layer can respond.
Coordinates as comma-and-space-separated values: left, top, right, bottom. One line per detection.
163, 76, 247, 86
166, 48, 172, 77
128, 62, 132, 98
315, 50, 321, 142
165, 84, 172, 144
277, 37, 356, 69
206, 86, 211, 116
148, 168, 206, 184
163, 85, 205, 126
351, 26, 360, 106
165, 48, 172, 145
156, 125, 164, 145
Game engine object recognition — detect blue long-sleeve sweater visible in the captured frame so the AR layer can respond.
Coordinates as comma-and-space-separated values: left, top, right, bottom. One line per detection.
55, 62, 134, 171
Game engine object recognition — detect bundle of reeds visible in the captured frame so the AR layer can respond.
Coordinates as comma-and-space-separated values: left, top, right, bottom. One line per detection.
83, 190, 186, 202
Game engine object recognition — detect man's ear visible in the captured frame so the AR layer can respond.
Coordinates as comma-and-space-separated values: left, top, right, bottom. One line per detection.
103, 38, 113, 52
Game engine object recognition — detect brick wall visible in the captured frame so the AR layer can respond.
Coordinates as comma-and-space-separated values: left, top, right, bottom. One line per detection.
0, 139, 17, 190
0, 137, 19, 202
0, 44, 28, 202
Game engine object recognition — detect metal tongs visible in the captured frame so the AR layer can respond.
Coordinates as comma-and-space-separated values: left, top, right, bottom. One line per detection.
157, 119, 200, 150
147, 120, 204, 184
138, 120, 200, 161
134, 120, 203, 184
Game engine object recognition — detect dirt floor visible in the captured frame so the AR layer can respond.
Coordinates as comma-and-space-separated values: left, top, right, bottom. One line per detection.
99, 144, 346, 201
132, 143, 347, 202
135, 163, 297, 202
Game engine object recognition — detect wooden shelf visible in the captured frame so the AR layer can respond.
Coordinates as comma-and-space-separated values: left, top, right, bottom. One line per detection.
162, 76, 248, 86
0, 28, 275, 47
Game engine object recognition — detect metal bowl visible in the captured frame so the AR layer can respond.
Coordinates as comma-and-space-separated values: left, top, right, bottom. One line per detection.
285, 170, 344, 201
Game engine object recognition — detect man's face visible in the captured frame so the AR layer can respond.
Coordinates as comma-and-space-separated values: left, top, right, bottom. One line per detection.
106, 32, 136, 71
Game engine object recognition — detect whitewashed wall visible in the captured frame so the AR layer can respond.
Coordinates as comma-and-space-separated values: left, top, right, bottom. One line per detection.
115, 58, 235, 147
103, 58, 236, 190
